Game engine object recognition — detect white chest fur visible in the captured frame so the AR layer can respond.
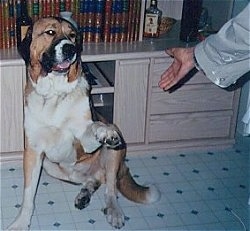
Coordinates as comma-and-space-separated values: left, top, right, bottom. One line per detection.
25, 74, 93, 162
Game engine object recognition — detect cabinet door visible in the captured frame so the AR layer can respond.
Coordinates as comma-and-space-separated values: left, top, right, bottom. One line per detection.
114, 59, 150, 144
0, 64, 25, 153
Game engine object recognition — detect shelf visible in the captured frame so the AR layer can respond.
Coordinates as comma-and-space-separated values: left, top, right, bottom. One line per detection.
83, 61, 115, 122
92, 94, 113, 107
82, 62, 115, 94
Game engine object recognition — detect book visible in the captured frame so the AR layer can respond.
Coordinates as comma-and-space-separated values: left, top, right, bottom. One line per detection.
65, 0, 71, 11
134, 0, 141, 41
84, 0, 95, 42
9, 0, 16, 47
126, 0, 134, 41
103, 0, 112, 42
32, 0, 40, 22
0, 0, 143, 49
120, 0, 129, 42
60, 0, 66, 12
94, 0, 105, 42
2, 0, 10, 49
54, 0, 61, 17
0, 1, 4, 49
45, 0, 53, 17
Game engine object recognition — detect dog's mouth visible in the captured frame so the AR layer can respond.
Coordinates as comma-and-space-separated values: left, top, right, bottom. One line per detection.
52, 60, 72, 72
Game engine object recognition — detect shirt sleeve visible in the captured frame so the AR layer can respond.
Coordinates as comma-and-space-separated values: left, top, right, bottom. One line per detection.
194, 3, 250, 88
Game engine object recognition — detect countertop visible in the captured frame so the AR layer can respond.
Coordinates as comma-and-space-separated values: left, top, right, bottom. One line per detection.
0, 22, 194, 65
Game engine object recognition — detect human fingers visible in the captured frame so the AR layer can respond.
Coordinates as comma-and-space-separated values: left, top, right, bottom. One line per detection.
159, 71, 174, 89
159, 64, 180, 90
159, 72, 180, 91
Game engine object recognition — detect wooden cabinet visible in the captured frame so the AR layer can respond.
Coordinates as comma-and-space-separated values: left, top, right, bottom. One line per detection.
146, 57, 240, 151
96, 55, 240, 153
0, 61, 26, 162
0, 50, 241, 162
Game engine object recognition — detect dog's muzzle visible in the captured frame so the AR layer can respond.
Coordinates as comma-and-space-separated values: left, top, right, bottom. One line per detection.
41, 39, 77, 73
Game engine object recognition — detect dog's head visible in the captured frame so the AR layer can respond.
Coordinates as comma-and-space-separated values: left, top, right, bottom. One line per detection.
18, 17, 82, 83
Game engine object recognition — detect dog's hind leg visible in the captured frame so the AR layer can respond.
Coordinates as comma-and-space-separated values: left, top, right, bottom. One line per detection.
42, 157, 75, 182
43, 155, 101, 210
8, 146, 43, 231
42, 140, 95, 184
43, 157, 96, 184
74, 146, 102, 210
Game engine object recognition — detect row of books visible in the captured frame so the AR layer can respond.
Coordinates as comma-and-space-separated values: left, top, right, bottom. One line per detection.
0, 0, 144, 49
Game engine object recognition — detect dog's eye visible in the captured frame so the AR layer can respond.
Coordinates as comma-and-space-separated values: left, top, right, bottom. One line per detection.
45, 30, 56, 36
69, 33, 76, 39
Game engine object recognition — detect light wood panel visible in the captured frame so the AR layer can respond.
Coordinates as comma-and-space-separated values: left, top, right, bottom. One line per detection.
114, 59, 150, 144
150, 84, 234, 114
0, 65, 25, 153
149, 111, 232, 142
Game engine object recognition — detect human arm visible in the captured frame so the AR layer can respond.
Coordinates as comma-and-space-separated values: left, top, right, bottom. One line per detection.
159, 3, 250, 91
195, 3, 250, 88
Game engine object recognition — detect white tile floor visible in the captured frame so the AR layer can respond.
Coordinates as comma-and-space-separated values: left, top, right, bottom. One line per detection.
1, 136, 249, 230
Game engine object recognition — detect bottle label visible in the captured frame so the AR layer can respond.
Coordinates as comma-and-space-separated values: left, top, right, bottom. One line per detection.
144, 13, 158, 35
21, 25, 29, 41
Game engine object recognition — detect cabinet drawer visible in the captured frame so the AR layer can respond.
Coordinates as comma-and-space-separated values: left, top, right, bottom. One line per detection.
151, 58, 211, 87
149, 111, 232, 142
150, 85, 234, 115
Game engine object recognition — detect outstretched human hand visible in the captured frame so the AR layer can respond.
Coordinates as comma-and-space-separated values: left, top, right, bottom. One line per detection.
158, 47, 195, 91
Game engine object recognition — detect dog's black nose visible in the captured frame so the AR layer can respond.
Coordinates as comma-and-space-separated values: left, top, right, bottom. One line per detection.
62, 44, 76, 59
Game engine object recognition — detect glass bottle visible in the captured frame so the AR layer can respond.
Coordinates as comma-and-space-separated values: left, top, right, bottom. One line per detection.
143, 0, 162, 38
16, 0, 32, 47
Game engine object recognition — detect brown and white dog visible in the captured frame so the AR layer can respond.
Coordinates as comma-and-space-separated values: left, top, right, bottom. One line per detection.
7, 17, 160, 230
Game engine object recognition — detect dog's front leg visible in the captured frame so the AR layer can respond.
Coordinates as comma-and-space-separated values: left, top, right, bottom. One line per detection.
8, 145, 43, 231
102, 147, 125, 229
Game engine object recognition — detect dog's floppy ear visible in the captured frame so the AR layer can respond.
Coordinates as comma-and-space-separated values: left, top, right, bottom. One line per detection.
17, 26, 33, 64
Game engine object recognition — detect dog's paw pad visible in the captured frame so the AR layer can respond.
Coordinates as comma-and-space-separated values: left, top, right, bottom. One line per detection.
104, 133, 121, 147
96, 127, 121, 148
74, 188, 91, 210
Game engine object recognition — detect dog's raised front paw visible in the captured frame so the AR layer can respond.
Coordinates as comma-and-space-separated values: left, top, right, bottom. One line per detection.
74, 188, 91, 210
95, 125, 122, 148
